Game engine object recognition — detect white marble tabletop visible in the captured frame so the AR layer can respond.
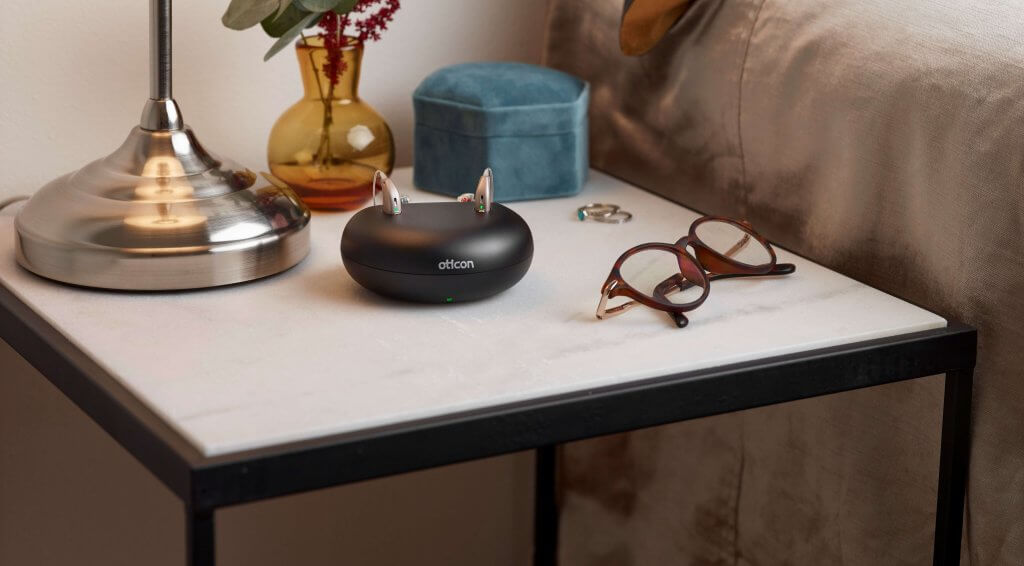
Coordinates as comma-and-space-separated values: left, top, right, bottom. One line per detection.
0, 168, 945, 457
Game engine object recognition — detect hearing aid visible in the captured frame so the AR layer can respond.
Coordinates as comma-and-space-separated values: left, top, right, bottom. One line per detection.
373, 170, 403, 215
474, 168, 493, 213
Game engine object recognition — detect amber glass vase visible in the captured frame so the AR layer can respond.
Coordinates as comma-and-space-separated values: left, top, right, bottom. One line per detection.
268, 37, 395, 210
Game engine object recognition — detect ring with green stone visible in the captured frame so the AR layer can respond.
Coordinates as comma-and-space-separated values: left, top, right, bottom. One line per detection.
577, 203, 621, 221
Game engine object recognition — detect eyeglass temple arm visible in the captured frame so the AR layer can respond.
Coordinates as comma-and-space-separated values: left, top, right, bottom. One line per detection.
596, 281, 639, 320
650, 274, 691, 328
654, 263, 796, 297
719, 233, 798, 276
770, 262, 796, 275
723, 232, 752, 258
652, 263, 796, 327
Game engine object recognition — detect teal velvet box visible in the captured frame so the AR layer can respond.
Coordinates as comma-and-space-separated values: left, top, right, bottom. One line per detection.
413, 62, 589, 201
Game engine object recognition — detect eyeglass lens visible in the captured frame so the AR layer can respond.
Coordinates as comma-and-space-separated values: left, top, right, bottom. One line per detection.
619, 249, 705, 305
693, 220, 772, 267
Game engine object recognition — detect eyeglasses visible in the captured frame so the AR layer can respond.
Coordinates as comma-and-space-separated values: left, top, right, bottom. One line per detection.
596, 216, 795, 327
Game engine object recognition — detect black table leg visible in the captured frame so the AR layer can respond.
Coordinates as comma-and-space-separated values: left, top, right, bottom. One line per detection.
933, 369, 973, 566
186, 507, 215, 566
534, 445, 559, 566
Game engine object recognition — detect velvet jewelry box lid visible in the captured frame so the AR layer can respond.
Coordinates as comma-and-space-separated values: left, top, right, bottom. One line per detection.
413, 62, 589, 201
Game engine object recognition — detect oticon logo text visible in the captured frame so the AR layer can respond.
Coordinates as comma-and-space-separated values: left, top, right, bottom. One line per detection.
438, 259, 475, 270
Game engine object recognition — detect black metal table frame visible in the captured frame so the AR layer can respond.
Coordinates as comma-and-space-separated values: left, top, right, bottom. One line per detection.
0, 283, 976, 566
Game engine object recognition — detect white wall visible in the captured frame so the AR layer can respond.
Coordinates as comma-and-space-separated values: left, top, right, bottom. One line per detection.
0, 0, 548, 198
0, 1, 549, 564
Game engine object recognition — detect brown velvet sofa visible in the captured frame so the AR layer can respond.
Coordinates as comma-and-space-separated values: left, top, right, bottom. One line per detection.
542, 1, 1024, 564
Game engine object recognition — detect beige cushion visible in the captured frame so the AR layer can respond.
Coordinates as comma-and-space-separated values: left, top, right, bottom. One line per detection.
544, 0, 1024, 563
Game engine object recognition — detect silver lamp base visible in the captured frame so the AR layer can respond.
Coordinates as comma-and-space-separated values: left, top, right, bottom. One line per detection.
15, 119, 311, 291
14, 0, 310, 291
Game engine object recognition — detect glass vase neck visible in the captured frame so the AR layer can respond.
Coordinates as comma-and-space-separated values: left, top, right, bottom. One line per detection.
296, 36, 362, 102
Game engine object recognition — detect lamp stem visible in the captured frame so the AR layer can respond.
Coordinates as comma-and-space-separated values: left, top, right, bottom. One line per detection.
140, 0, 182, 130
151, 0, 172, 100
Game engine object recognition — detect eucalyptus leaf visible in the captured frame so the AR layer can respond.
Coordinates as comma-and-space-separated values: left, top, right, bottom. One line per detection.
334, 0, 359, 14
263, 11, 321, 61
296, 0, 342, 12
275, 0, 293, 19
261, 2, 313, 37
222, 0, 280, 31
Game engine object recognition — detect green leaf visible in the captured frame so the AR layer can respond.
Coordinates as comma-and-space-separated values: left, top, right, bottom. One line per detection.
275, 0, 293, 19
222, 0, 280, 31
263, 11, 321, 61
297, 0, 341, 12
261, 1, 313, 37
333, 0, 359, 14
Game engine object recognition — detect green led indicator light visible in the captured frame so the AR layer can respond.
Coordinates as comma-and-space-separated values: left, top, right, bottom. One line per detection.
445, 297, 454, 303
393, 206, 399, 213
479, 205, 485, 211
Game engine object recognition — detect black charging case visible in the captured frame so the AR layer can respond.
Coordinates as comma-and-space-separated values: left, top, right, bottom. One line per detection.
340, 202, 533, 303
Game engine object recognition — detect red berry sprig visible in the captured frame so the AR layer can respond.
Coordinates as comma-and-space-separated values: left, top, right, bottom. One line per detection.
350, 0, 401, 42
317, 1, 401, 86
318, 10, 345, 86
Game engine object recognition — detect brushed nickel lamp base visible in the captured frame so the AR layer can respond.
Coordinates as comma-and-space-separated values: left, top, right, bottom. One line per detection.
14, 0, 310, 291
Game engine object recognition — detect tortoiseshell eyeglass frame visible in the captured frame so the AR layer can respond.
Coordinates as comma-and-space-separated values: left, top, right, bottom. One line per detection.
596, 216, 796, 328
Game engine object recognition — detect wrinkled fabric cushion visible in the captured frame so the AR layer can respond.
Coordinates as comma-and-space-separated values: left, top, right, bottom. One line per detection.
413, 62, 589, 201
545, 0, 1024, 564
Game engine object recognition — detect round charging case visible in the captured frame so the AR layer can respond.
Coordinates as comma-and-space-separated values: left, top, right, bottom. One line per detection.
341, 202, 533, 303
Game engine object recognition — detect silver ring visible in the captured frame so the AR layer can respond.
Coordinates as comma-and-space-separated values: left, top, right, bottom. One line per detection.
591, 211, 633, 224
577, 203, 621, 221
